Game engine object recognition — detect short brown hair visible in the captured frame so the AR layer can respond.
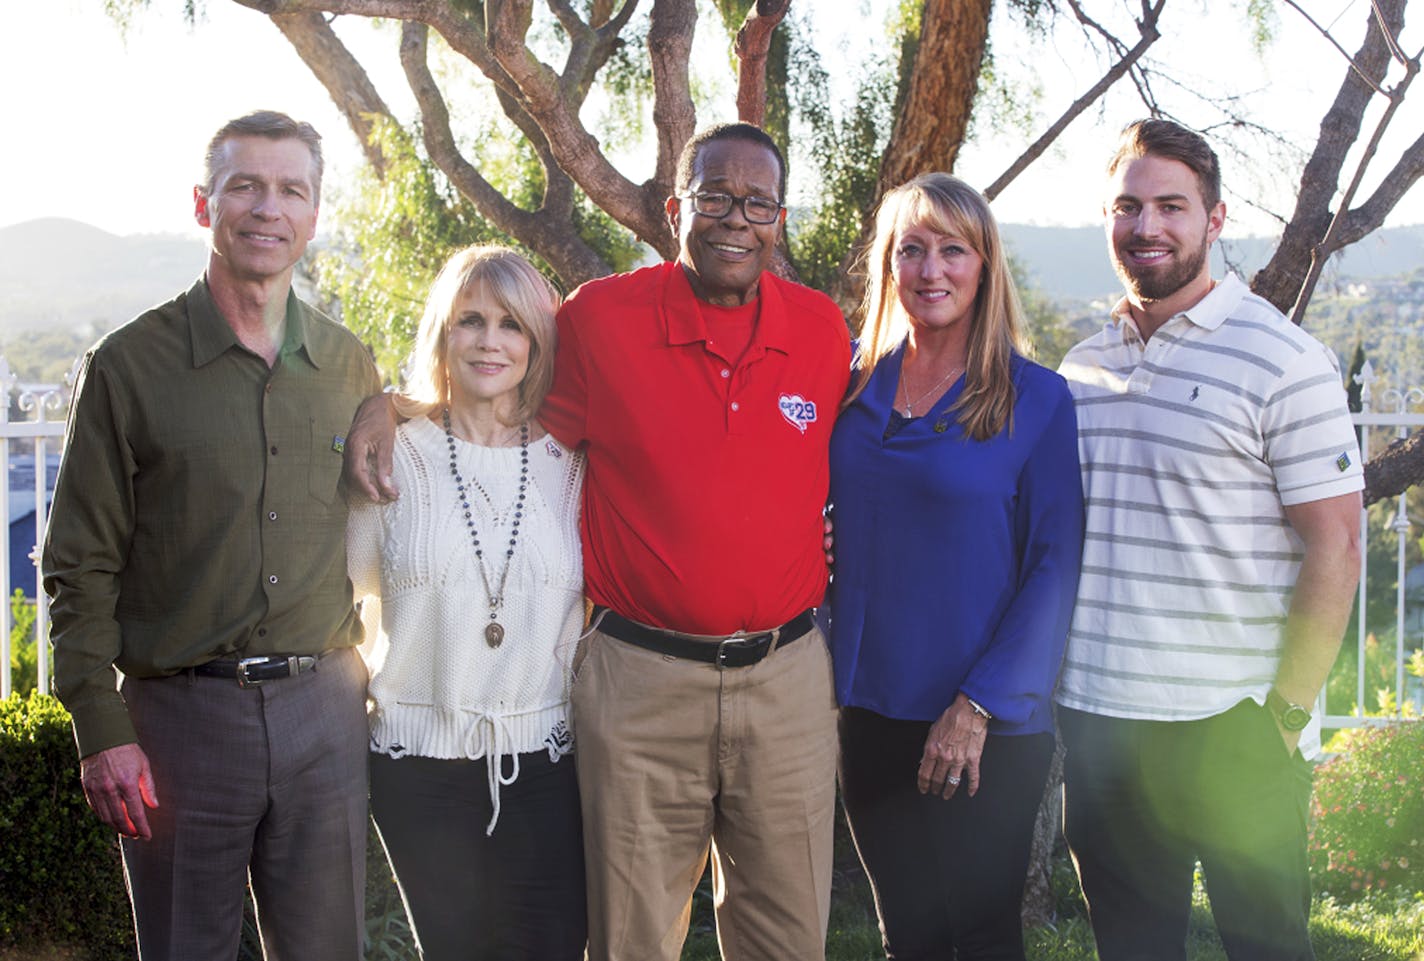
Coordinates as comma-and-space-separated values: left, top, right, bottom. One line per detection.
1107, 119, 1221, 210
201, 110, 324, 205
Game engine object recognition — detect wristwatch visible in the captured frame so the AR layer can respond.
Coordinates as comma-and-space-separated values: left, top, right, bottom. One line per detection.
1266, 688, 1312, 732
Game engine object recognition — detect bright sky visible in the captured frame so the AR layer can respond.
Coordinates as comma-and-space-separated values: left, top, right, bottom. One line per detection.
3, 0, 1420, 241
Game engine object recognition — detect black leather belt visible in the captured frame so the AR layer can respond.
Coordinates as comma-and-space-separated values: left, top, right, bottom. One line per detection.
190, 652, 327, 688
595, 608, 815, 669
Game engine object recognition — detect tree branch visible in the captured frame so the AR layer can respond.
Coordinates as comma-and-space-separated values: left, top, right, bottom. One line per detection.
1341, 128, 1424, 241
733, 0, 791, 126
399, 20, 613, 284
986, 0, 1164, 201
1282, 0, 1390, 95
1287, 44, 1419, 323
1363, 430, 1424, 507
486, 0, 673, 251
1250, 0, 1405, 314
267, 10, 396, 178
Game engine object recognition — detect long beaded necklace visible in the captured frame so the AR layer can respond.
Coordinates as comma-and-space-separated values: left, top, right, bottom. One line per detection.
443, 408, 529, 648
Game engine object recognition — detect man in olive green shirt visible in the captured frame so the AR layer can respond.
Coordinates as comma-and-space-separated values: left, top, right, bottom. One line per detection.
43, 111, 380, 961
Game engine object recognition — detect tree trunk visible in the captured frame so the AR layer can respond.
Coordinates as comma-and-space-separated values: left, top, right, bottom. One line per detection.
1021, 738, 1065, 927
875, 0, 992, 193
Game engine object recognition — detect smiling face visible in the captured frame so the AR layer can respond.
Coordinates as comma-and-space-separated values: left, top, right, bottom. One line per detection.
666, 137, 785, 307
1106, 153, 1224, 313
891, 223, 984, 337
195, 135, 319, 288
445, 280, 532, 417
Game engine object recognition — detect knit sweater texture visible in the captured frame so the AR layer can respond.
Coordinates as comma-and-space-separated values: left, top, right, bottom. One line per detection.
348, 416, 585, 832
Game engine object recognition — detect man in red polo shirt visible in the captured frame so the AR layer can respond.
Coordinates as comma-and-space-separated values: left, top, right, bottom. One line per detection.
347, 123, 849, 961
544, 123, 849, 960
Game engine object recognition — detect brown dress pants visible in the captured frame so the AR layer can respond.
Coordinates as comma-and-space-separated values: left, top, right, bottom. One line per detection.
119, 647, 369, 961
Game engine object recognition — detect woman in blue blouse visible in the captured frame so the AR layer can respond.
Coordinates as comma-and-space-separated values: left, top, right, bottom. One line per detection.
828, 172, 1083, 960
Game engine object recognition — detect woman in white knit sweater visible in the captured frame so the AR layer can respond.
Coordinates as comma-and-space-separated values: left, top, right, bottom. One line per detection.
347, 246, 586, 961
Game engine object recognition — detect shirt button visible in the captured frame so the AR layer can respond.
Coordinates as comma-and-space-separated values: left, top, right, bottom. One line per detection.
258, 627, 268, 637
264, 383, 273, 394
730, 401, 740, 412
268, 574, 279, 585
720, 368, 730, 379
268, 511, 278, 521
270, 445, 278, 456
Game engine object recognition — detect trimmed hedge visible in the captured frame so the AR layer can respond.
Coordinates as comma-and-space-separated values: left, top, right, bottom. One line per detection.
0, 692, 134, 958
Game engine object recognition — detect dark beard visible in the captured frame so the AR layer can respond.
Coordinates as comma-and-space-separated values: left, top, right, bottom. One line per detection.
1112, 235, 1209, 303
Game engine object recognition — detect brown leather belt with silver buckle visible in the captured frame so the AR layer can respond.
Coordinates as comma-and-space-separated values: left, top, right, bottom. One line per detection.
594, 608, 815, 669
190, 652, 327, 688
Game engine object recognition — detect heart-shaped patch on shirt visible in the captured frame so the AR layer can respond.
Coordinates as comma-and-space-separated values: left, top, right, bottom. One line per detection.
779, 393, 818, 433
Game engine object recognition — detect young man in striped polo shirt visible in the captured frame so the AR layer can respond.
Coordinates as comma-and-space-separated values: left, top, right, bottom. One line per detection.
1056, 119, 1363, 961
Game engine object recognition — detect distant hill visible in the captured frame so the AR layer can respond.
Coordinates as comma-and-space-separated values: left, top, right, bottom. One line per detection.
1002, 223, 1424, 301
2, 216, 1420, 336
0, 218, 206, 335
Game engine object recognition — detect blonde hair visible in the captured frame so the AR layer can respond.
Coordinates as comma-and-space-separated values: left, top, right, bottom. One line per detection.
396, 245, 561, 425
847, 172, 1029, 441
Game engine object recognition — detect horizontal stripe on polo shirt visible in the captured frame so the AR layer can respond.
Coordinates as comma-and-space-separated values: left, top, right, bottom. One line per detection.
1057, 274, 1362, 726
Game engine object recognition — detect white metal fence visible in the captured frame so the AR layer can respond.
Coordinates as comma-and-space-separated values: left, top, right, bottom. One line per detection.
0, 355, 1420, 728
0, 355, 79, 698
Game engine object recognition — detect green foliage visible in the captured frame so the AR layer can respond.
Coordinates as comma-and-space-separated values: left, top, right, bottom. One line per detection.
1241, 0, 1278, 54
596, 15, 654, 152
0, 692, 133, 958
1014, 259, 1078, 369
0, 327, 101, 386
1345, 341, 1365, 414
1312, 720, 1424, 900
314, 121, 513, 378
9, 591, 39, 696
1327, 626, 1423, 720
783, 26, 895, 297
316, 119, 639, 377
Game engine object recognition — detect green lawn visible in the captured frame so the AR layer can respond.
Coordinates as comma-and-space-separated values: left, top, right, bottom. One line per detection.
677, 845, 1424, 961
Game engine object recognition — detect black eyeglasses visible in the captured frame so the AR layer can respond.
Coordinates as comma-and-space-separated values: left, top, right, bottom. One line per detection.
681, 191, 783, 225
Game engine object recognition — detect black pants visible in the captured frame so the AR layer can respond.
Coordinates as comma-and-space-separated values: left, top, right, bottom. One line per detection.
1061, 701, 1315, 961
839, 707, 1055, 961
369, 750, 587, 961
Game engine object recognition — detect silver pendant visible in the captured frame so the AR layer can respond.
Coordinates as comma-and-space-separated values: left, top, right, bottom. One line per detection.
485, 621, 505, 648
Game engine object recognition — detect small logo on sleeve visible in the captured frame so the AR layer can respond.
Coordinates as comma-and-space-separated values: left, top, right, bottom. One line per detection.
1336, 451, 1352, 472
778, 393, 818, 433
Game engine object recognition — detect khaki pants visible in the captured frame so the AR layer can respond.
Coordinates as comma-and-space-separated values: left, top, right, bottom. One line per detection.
572, 623, 839, 961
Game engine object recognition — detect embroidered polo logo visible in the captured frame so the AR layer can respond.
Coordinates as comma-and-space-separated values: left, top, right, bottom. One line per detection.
1189, 386, 1200, 402
1336, 451, 1352, 472
778, 394, 818, 433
